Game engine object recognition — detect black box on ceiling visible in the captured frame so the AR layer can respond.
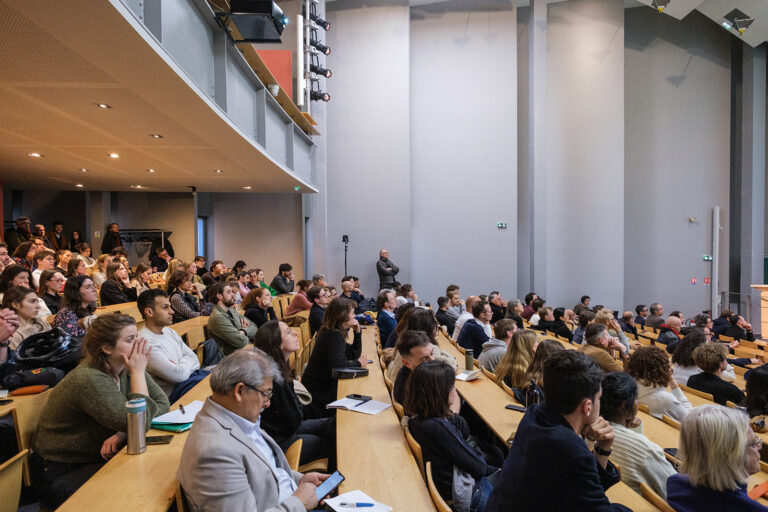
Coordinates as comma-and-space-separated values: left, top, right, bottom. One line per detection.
228, 0, 287, 43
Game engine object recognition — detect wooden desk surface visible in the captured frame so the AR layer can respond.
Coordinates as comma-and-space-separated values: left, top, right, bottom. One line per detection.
606, 481, 661, 511
337, 327, 435, 511
637, 411, 679, 450
0, 389, 51, 418
435, 332, 524, 443
58, 377, 212, 512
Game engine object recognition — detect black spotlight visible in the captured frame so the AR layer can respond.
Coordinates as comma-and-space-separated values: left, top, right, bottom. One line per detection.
311, 91, 330, 102
310, 13, 330, 31
310, 64, 332, 78
310, 38, 331, 55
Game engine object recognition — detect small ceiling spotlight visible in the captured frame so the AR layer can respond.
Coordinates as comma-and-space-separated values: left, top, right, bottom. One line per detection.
27, 152, 43, 158
310, 38, 330, 55
242, 186, 252, 190
79, 168, 88, 172
95, 103, 112, 109
723, 8, 754, 35
75, 184, 84, 188
147, 169, 157, 173
149, 134, 164, 139
215, 169, 224, 173
310, 64, 332, 78
310, 91, 330, 102
651, 0, 670, 13
108, 153, 120, 159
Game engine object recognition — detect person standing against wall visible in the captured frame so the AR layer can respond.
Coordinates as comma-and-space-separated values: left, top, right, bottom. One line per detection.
376, 249, 400, 291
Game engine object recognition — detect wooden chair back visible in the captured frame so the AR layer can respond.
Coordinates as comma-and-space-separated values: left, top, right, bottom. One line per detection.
500, 380, 517, 399
0, 449, 28, 512
719, 334, 735, 342
13, 390, 51, 486
639, 482, 675, 512
680, 383, 714, 402
175, 480, 190, 512
661, 414, 681, 430
637, 403, 650, 414
393, 401, 405, 421
481, 366, 497, 383
403, 424, 425, 480
740, 339, 758, 350
456, 344, 466, 355
383, 372, 394, 392
285, 439, 302, 471
425, 461, 452, 512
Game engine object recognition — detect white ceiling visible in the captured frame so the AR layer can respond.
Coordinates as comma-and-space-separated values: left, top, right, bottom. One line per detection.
0, 0, 315, 193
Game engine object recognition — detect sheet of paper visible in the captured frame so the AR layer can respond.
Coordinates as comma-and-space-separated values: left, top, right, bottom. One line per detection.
456, 370, 480, 381
324, 490, 392, 512
326, 398, 392, 415
152, 400, 204, 424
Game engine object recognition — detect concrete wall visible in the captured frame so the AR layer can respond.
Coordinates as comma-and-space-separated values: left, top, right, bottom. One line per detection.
409, 4, 517, 303
2, 189, 87, 238
624, 8, 731, 315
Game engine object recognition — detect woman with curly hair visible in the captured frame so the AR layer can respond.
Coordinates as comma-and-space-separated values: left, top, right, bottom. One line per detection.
494, 329, 538, 390
672, 330, 737, 385
626, 346, 692, 422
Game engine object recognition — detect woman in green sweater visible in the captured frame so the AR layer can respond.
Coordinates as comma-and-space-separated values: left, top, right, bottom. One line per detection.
32, 313, 170, 509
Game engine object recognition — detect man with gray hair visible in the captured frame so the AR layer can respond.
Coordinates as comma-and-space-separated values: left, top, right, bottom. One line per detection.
577, 323, 627, 373
645, 303, 665, 330
178, 350, 330, 511
376, 248, 399, 291
312, 273, 327, 287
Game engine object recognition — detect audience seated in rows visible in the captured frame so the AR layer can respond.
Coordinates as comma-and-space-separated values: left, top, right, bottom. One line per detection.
3, 286, 51, 349
655, 315, 682, 348
150, 246, 171, 273
5, 216, 33, 252
396, 283, 418, 307
725, 314, 754, 342
53, 275, 98, 337
38, 269, 65, 315
435, 295, 456, 335
687, 343, 745, 406
130, 263, 152, 294
284, 279, 312, 316
521, 292, 537, 321
594, 309, 633, 352
54, 249, 71, 275
12, 240, 36, 270
528, 298, 545, 326
383, 302, 415, 349
634, 304, 649, 326
574, 295, 591, 316
712, 309, 734, 338
99, 262, 138, 306
573, 310, 595, 345
376, 288, 397, 342
488, 291, 506, 324
478, 319, 516, 373
301, 298, 366, 418
600, 372, 676, 499
167, 270, 210, 323
626, 346, 692, 422
457, 300, 492, 356
201, 260, 225, 287
671, 330, 735, 385
89, 254, 111, 287
74, 242, 95, 267
235, 271, 252, 299
207, 283, 256, 357
178, 350, 330, 511
137, 289, 209, 403
392, 330, 436, 406
253, 320, 336, 466
503, 298, 524, 330
32, 314, 170, 509
666, 406, 767, 511
66, 257, 88, 278
645, 302, 665, 330
307, 285, 328, 337
486, 350, 628, 511
243, 286, 277, 328
445, 285, 465, 321
493, 329, 538, 390
578, 323, 627, 373
270, 263, 295, 294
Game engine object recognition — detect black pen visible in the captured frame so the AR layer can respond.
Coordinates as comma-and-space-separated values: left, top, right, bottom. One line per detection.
179, 403, 186, 414
353, 398, 372, 408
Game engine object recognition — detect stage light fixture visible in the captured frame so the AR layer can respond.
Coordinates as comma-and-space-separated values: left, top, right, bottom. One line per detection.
310, 38, 331, 55
219, 0, 289, 43
651, 0, 669, 13
310, 64, 332, 78
311, 91, 330, 102
723, 8, 754, 35
309, 13, 330, 31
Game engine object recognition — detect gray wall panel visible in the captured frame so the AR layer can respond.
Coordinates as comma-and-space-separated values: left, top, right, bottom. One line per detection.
161, 0, 215, 97
225, 54, 257, 139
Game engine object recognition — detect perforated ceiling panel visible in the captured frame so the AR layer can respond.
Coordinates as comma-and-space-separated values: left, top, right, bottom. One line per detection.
0, 1, 116, 83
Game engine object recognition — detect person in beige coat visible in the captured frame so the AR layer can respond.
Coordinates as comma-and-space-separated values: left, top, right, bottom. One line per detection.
177, 350, 330, 512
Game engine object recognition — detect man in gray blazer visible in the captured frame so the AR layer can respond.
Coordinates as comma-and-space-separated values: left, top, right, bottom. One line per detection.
178, 350, 329, 511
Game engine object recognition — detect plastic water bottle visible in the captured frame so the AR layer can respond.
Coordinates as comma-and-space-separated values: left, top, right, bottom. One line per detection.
126, 398, 147, 455
465, 349, 474, 371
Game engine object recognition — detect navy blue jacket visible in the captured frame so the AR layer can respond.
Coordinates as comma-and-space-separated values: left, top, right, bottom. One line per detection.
667, 474, 768, 512
309, 305, 325, 337
485, 403, 624, 512
456, 319, 489, 356
377, 311, 396, 345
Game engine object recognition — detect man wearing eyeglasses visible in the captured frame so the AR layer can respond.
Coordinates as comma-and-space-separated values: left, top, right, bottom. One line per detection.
178, 350, 331, 511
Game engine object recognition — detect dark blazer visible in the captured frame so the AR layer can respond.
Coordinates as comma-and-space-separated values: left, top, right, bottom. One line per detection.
485, 403, 623, 512
259, 376, 303, 448
376, 311, 397, 344
435, 309, 456, 337
301, 328, 362, 418
100, 232, 122, 255
724, 325, 755, 342
308, 305, 325, 337
456, 319, 489, 356
42, 293, 62, 315
666, 474, 768, 512
376, 258, 399, 288
686, 372, 745, 406
490, 303, 506, 324
243, 305, 276, 328
270, 275, 294, 295
99, 280, 138, 306
149, 254, 169, 273
712, 317, 730, 338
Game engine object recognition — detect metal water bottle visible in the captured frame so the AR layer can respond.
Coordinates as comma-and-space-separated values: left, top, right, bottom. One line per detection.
465, 349, 474, 371
126, 398, 147, 455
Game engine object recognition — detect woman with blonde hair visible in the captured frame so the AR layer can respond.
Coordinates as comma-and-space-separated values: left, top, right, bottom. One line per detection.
89, 254, 112, 287
667, 405, 766, 510
494, 329, 539, 389
163, 258, 185, 282
594, 308, 635, 352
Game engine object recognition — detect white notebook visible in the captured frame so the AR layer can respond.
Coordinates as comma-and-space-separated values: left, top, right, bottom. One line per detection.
326, 397, 392, 415
325, 490, 392, 512
456, 369, 481, 381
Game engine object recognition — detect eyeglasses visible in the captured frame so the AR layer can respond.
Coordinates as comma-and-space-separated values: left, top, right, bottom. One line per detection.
749, 437, 763, 449
243, 383, 272, 400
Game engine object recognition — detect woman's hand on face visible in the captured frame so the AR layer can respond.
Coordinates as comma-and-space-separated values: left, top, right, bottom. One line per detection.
122, 337, 151, 375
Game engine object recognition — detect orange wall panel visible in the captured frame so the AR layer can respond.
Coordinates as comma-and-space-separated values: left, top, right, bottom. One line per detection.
257, 50, 293, 100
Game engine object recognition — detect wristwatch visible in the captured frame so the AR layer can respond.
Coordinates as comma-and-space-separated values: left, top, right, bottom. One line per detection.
593, 443, 612, 457
0, 341, 9, 348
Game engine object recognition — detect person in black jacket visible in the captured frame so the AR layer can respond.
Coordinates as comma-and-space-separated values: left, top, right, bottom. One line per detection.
485, 350, 628, 512
99, 223, 122, 255
712, 310, 734, 338
688, 343, 746, 406
488, 292, 506, 325
269, 263, 295, 295
434, 296, 455, 336
376, 249, 400, 291
242, 287, 277, 328
307, 286, 328, 337
253, 320, 336, 467
458, 301, 492, 356
38, 269, 64, 315
98, 262, 138, 306
406, 361, 498, 511
724, 315, 755, 342
301, 298, 367, 418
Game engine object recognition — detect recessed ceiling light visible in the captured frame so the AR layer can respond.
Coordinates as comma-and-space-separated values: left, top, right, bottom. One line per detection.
75, 184, 84, 188
79, 168, 88, 172
149, 134, 163, 139
130, 185, 144, 189
215, 169, 223, 173
147, 169, 156, 173
96, 103, 112, 109
108, 153, 120, 159
242, 186, 252, 190
28, 152, 43, 158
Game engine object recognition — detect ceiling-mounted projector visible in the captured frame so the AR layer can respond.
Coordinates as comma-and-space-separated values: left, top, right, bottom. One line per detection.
221, 0, 289, 43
